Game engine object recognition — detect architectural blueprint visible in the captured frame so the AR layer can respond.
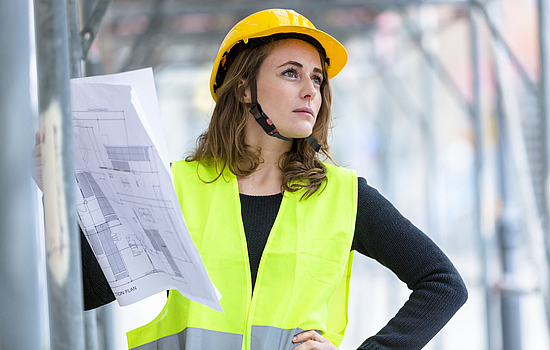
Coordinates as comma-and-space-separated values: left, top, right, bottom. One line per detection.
70, 70, 221, 312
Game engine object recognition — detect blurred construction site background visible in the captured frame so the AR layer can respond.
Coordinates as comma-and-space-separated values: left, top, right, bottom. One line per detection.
2, 0, 550, 349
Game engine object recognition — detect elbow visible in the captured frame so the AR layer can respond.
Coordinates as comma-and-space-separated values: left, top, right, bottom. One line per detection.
450, 270, 469, 309
459, 278, 469, 306
429, 266, 469, 311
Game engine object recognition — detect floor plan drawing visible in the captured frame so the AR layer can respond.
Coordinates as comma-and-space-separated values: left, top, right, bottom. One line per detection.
71, 76, 220, 311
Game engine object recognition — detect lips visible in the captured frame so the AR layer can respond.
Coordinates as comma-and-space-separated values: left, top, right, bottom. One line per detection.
293, 107, 314, 118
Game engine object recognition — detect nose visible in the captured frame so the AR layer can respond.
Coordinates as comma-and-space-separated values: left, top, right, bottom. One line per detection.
301, 78, 318, 101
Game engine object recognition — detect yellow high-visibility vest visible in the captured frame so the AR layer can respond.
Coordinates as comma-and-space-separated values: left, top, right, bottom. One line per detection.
127, 160, 357, 350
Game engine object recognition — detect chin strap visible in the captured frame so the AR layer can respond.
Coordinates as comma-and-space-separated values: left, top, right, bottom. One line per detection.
304, 134, 321, 152
248, 103, 291, 141
246, 80, 321, 152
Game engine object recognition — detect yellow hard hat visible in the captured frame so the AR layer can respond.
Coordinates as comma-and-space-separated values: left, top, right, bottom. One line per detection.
209, 8, 348, 101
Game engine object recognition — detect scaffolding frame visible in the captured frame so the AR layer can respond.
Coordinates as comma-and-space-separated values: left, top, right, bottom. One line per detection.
13, 0, 550, 349
0, 0, 44, 349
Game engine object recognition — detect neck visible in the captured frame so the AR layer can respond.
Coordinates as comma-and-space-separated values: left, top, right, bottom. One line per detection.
244, 113, 292, 166
238, 115, 292, 195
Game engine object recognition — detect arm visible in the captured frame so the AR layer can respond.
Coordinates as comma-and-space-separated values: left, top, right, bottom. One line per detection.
80, 226, 116, 310
353, 177, 467, 350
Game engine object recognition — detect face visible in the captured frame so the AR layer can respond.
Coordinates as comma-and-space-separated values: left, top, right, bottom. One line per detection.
248, 39, 324, 139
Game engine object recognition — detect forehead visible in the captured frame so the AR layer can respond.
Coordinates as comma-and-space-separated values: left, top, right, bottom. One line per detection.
263, 39, 323, 69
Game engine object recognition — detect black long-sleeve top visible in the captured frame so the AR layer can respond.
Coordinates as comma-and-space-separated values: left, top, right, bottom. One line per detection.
81, 177, 468, 350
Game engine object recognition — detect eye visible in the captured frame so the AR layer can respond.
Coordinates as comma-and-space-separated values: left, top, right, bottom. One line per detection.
282, 68, 298, 78
312, 75, 323, 86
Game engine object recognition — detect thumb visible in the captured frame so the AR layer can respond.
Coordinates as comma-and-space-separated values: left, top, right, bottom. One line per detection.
35, 130, 41, 146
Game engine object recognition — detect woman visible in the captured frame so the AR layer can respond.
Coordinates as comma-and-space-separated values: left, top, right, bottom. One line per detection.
126, 9, 467, 350
34, 8, 468, 350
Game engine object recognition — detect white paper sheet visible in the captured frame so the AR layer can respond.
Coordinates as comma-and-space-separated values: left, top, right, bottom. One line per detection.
70, 72, 222, 312
71, 68, 170, 173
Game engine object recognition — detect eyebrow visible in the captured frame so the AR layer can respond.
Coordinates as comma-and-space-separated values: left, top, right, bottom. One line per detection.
278, 60, 323, 74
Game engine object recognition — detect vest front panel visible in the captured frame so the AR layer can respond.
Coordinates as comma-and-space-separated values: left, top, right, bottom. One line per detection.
127, 160, 357, 349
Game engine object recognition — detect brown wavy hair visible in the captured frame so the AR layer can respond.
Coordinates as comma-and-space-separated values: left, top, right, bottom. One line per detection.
186, 37, 334, 198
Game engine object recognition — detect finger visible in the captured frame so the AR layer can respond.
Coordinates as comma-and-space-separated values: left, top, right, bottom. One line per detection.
31, 166, 43, 191
32, 144, 41, 158
293, 330, 325, 344
32, 157, 41, 167
35, 130, 41, 146
292, 339, 321, 350
31, 148, 41, 168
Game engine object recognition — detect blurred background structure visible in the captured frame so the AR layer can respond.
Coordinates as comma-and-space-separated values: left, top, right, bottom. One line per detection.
2, 0, 550, 349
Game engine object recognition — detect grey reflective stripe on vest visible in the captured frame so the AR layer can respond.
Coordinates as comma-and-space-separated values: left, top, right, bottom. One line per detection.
250, 326, 322, 350
131, 326, 321, 349
131, 327, 243, 350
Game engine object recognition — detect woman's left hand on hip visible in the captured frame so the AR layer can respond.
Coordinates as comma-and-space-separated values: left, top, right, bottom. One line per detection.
291, 330, 339, 350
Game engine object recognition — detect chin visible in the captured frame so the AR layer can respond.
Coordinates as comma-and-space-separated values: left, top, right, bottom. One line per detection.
285, 130, 313, 139
282, 124, 315, 139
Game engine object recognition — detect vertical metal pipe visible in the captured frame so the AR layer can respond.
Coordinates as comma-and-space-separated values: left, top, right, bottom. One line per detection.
66, 0, 104, 348
67, 0, 82, 79
82, 0, 105, 78
96, 304, 118, 350
495, 78, 523, 350
84, 311, 100, 350
419, 6, 437, 243
487, 0, 538, 347
469, 8, 496, 350
0, 0, 44, 349
537, 0, 550, 330
33, 0, 86, 348
420, 10, 444, 350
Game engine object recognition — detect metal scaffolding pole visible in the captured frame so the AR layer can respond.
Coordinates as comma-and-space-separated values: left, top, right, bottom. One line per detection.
109, 0, 469, 19
66, 1, 103, 348
487, 2, 536, 348
420, 5, 438, 252
419, 8, 445, 349
70, 0, 118, 348
476, 2, 539, 98
81, 0, 113, 62
33, 0, 86, 348
469, 8, 495, 350
488, 0, 550, 346
96, 305, 117, 350
495, 84, 523, 350
537, 0, 550, 330
84, 311, 100, 350
0, 0, 44, 349
400, 13, 474, 117
68, 0, 82, 79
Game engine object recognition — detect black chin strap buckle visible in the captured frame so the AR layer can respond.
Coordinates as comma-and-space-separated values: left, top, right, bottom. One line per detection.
248, 103, 291, 141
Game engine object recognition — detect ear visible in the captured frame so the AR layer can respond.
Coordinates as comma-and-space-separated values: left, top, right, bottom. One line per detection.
239, 79, 252, 104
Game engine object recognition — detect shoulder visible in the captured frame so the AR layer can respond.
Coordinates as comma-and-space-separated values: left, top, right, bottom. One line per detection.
171, 159, 197, 180
319, 162, 358, 195
171, 159, 226, 181
357, 176, 368, 192
356, 176, 390, 207
322, 162, 356, 181
316, 163, 358, 207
